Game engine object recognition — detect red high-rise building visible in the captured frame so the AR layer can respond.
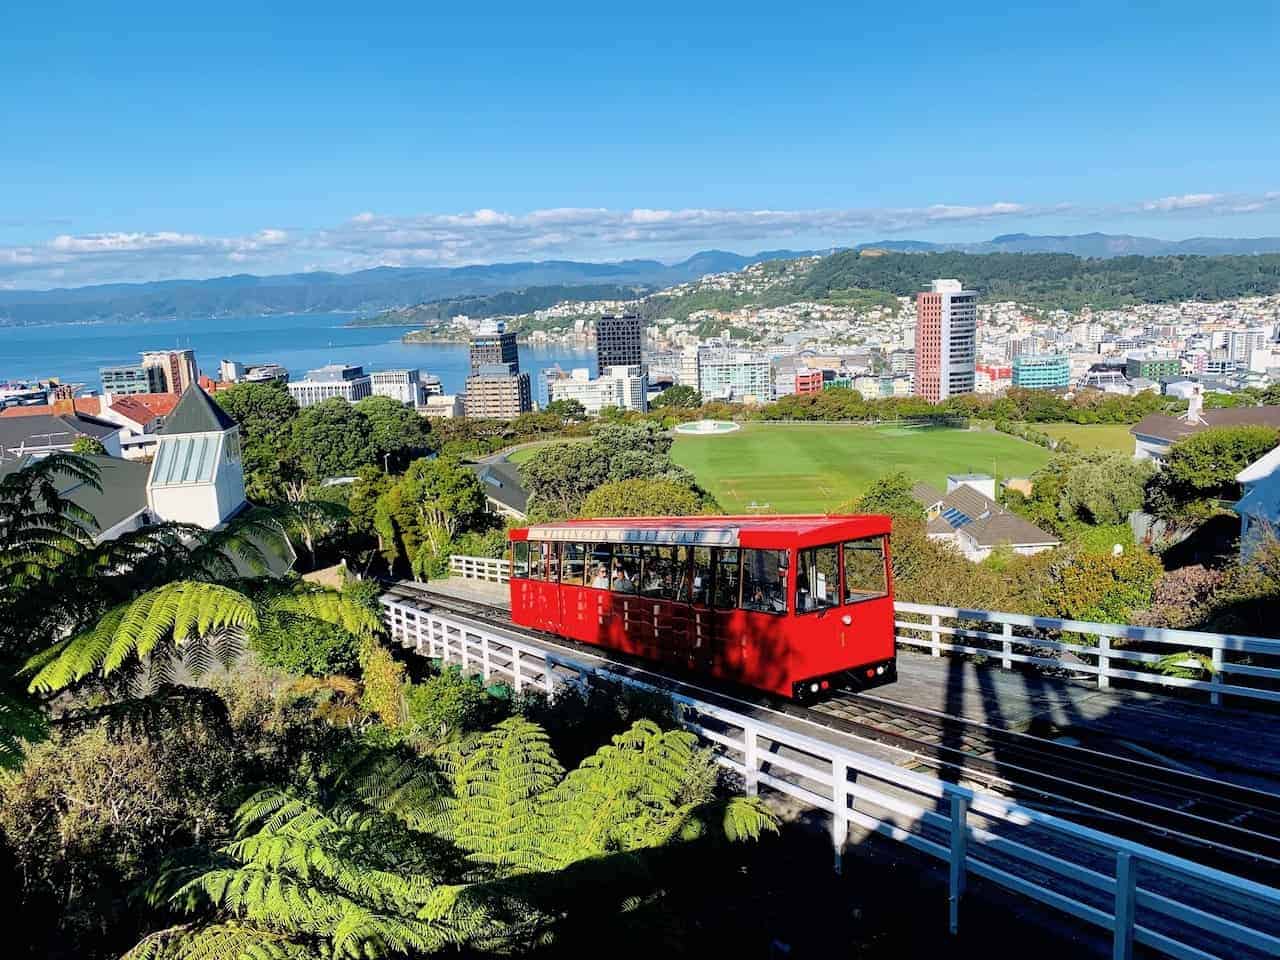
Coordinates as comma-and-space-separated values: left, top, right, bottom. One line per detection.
914, 279, 977, 403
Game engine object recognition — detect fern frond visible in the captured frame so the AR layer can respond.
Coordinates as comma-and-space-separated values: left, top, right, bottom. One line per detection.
269, 588, 382, 640
24, 581, 258, 693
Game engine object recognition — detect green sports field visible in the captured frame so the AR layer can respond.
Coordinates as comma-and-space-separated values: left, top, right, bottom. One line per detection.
1033, 422, 1135, 453
670, 422, 1051, 513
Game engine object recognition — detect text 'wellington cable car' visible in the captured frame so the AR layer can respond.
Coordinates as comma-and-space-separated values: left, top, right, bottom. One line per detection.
508, 515, 896, 700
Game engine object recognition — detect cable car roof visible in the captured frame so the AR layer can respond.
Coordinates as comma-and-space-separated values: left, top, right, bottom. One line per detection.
513, 514, 891, 548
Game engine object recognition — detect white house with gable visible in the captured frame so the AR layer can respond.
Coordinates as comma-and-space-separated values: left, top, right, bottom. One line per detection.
146, 384, 248, 528
1236, 444, 1280, 559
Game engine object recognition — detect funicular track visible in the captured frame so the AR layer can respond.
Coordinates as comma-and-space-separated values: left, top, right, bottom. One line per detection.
383, 582, 1280, 885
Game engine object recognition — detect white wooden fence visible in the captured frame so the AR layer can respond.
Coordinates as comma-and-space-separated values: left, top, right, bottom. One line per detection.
447, 555, 1280, 708
382, 592, 1280, 960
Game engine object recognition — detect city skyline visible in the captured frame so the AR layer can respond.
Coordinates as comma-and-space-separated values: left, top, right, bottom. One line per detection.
3, 0, 1279, 288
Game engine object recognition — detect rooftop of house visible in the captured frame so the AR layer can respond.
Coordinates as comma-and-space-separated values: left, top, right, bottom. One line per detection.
914, 479, 1059, 549
0, 411, 120, 454
471, 460, 529, 515
0, 453, 150, 537
0, 396, 101, 418
1130, 407, 1280, 444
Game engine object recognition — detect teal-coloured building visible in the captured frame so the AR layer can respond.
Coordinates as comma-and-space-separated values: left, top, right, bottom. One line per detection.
1012, 354, 1070, 390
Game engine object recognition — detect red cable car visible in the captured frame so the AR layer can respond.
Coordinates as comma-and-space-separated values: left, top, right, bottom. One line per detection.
508, 515, 896, 700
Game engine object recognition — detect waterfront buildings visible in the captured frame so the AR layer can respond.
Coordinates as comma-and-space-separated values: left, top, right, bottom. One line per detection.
464, 363, 532, 419
370, 368, 424, 407
101, 364, 165, 395
422, 393, 463, 418
596, 314, 643, 376
914, 279, 977, 403
141, 349, 198, 394
287, 364, 372, 408
547, 365, 648, 415
1012, 354, 1070, 390
469, 322, 519, 375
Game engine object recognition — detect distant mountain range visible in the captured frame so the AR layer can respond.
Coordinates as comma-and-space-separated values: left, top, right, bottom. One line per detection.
855, 232, 1280, 257
5, 233, 1280, 326
0, 249, 822, 326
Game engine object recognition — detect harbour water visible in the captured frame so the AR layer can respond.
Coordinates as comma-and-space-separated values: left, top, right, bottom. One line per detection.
0, 313, 596, 397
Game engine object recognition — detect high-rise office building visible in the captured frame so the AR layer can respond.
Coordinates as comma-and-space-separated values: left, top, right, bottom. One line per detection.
469, 322, 519, 374
141, 349, 199, 394
464, 363, 532, 419
596, 314, 643, 376
914, 279, 977, 403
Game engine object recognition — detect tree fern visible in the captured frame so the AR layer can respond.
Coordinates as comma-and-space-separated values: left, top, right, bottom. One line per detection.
124, 922, 314, 960
143, 789, 473, 959
443, 717, 565, 876
24, 581, 259, 693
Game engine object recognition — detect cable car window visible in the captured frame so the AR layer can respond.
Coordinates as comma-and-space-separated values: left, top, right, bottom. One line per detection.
529, 541, 546, 580
712, 548, 741, 609
690, 547, 713, 606
796, 545, 839, 612
640, 545, 678, 600
512, 541, 530, 578
544, 542, 561, 581
673, 546, 695, 602
587, 543, 612, 589
843, 537, 888, 603
562, 542, 587, 586
741, 549, 788, 614
611, 544, 640, 593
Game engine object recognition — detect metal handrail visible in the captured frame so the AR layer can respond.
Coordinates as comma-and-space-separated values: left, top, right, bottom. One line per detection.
381, 593, 1280, 960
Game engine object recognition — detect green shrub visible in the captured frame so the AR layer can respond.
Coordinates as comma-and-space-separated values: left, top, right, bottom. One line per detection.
250, 613, 361, 677
404, 665, 509, 740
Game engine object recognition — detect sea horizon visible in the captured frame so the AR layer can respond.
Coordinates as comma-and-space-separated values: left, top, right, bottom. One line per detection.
0, 311, 595, 398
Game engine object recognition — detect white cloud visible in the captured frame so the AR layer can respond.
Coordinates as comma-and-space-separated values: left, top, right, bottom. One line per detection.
1142, 193, 1224, 212
2, 191, 1279, 289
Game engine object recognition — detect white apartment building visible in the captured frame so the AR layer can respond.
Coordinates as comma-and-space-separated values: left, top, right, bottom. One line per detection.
369, 368, 424, 407
696, 346, 772, 403
287, 364, 372, 408
548, 365, 648, 415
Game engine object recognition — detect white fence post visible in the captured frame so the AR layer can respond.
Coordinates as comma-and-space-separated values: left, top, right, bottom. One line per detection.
1001, 622, 1013, 671
1098, 633, 1111, 690
482, 635, 492, 681
742, 721, 759, 796
512, 649, 523, 694
1112, 852, 1136, 960
930, 613, 942, 657
831, 757, 848, 874
948, 794, 969, 935
1211, 647, 1223, 707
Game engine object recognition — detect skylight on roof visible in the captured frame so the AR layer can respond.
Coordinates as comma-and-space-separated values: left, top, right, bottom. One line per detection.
151, 434, 218, 486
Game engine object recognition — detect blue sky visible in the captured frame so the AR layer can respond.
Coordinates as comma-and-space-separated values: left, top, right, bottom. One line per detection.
3, 0, 1279, 288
